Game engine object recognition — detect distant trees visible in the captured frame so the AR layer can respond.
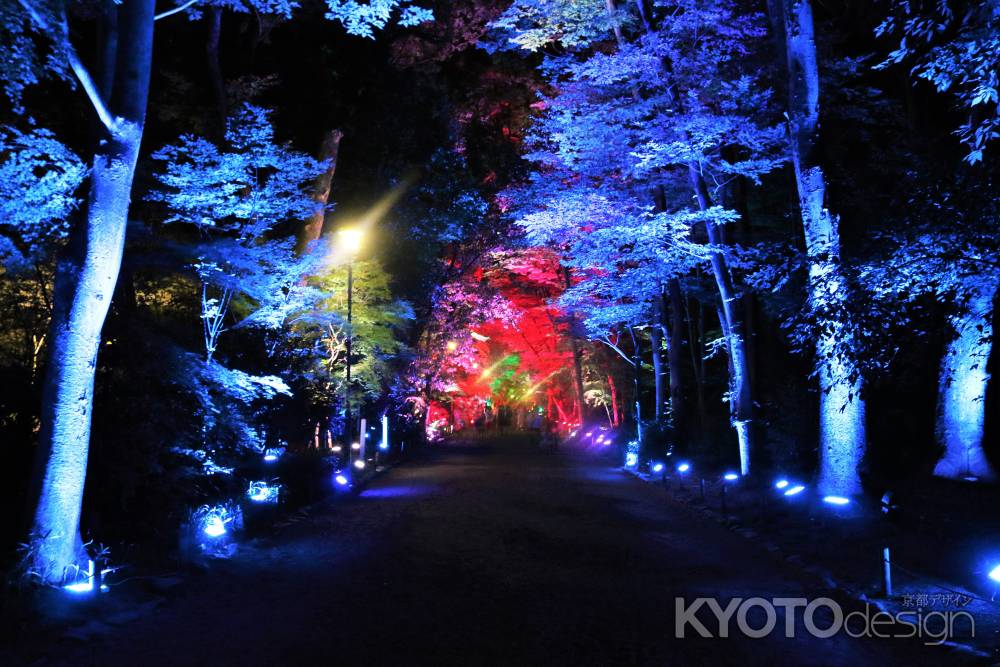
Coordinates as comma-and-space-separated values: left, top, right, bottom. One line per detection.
493, 0, 784, 474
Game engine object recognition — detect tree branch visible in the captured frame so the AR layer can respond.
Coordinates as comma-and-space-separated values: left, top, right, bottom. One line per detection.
18, 0, 117, 133
599, 336, 636, 366
155, 0, 199, 21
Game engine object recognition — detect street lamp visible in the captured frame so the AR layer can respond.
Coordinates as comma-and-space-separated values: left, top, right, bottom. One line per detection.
338, 227, 363, 460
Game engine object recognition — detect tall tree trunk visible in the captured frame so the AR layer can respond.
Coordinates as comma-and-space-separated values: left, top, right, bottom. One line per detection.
563, 267, 588, 424
629, 327, 642, 435
205, 6, 227, 134
30, 0, 155, 583
781, 0, 866, 496
296, 129, 344, 256
689, 166, 756, 476
649, 316, 665, 421
608, 374, 620, 427
934, 280, 997, 480
685, 295, 707, 429
667, 278, 685, 431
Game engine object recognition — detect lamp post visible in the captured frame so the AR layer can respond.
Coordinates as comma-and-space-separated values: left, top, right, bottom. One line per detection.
339, 228, 363, 460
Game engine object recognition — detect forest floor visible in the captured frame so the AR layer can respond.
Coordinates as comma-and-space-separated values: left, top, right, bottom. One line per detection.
1, 432, 988, 666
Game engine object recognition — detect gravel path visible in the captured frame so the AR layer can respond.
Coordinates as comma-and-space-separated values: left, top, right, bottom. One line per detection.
6, 434, 982, 665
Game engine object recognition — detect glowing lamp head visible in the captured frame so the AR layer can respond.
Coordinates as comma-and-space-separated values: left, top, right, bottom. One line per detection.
351, 442, 361, 451
784, 485, 805, 497
335, 474, 350, 487
625, 452, 638, 467
354, 459, 366, 470
988, 565, 1000, 583
64, 581, 94, 593
723, 472, 739, 481
775, 479, 789, 490
247, 481, 279, 504
823, 495, 850, 506
585, 431, 592, 437
203, 515, 227, 538
332, 445, 343, 453
379, 441, 389, 451
677, 462, 690, 473
338, 227, 363, 255
651, 462, 665, 473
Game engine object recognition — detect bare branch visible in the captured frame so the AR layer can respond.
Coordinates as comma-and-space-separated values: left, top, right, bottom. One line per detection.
18, 0, 117, 133
155, 0, 199, 22
599, 336, 636, 366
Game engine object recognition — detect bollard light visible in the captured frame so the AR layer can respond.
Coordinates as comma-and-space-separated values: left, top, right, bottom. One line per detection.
723, 472, 739, 481
63, 559, 111, 594
247, 481, 280, 504
677, 462, 690, 473
353, 459, 366, 470
775, 479, 789, 490
335, 473, 350, 487
651, 462, 665, 474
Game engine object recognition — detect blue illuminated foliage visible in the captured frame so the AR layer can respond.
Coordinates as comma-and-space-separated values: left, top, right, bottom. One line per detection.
0, 126, 86, 269
150, 104, 329, 362
875, 1, 999, 162
0, 1, 72, 111
324, 0, 432, 38
493, 0, 778, 473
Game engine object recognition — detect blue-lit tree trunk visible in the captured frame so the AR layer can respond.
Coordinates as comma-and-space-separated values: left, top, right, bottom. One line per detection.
30, 0, 155, 583
781, 0, 865, 496
689, 167, 755, 476
934, 280, 997, 481
667, 279, 685, 430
